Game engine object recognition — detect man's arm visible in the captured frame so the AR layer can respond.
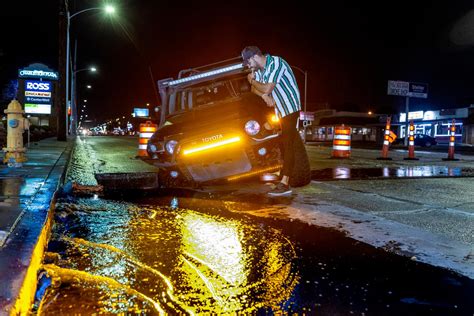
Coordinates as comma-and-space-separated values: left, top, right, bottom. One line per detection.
251, 80, 275, 95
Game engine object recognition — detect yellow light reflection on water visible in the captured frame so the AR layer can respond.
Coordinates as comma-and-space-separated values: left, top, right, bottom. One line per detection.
181, 212, 247, 286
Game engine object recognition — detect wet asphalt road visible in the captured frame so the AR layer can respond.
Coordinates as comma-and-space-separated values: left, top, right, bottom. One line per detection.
35, 137, 474, 315
37, 191, 474, 315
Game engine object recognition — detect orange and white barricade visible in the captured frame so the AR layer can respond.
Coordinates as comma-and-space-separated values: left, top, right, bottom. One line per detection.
443, 119, 459, 161
332, 125, 351, 158
404, 120, 419, 160
138, 121, 157, 157
377, 116, 393, 160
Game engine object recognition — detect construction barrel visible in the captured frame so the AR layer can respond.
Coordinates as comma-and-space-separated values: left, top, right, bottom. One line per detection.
138, 121, 157, 157
332, 125, 351, 158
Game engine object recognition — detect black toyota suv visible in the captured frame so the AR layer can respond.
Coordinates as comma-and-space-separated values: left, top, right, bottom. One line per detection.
144, 59, 310, 188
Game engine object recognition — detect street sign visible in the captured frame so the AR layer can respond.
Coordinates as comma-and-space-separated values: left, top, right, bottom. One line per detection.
388, 80, 428, 99
388, 130, 397, 143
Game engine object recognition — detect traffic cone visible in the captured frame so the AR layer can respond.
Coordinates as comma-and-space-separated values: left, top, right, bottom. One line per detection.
442, 119, 459, 161
377, 116, 393, 160
404, 120, 419, 160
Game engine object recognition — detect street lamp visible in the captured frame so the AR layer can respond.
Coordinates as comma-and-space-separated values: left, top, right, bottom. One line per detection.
86, 85, 92, 89
66, 4, 115, 136
71, 67, 96, 135
291, 65, 308, 143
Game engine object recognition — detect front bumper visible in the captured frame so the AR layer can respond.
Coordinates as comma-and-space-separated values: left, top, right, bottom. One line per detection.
149, 132, 282, 182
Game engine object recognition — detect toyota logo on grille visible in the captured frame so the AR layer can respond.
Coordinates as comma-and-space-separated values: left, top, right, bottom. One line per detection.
202, 134, 223, 143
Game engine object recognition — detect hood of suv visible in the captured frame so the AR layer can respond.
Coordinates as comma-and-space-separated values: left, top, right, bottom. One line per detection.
154, 93, 272, 139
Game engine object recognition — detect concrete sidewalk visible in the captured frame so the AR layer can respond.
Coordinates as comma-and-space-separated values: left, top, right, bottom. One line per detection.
0, 137, 72, 315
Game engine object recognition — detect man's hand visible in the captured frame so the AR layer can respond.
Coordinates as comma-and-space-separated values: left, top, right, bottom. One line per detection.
262, 94, 275, 107
247, 70, 255, 84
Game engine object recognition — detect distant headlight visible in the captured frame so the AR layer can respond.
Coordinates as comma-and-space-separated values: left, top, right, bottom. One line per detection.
244, 120, 260, 136
165, 140, 178, 154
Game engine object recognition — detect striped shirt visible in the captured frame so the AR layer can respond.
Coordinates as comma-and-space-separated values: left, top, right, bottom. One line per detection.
255, 54, 301, 117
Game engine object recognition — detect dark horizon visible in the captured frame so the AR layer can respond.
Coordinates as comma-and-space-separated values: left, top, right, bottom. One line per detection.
2, 1, 474, 121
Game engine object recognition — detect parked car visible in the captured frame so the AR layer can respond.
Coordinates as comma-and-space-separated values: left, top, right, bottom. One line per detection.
393, 134, 437, 147
143, 60, 311, 188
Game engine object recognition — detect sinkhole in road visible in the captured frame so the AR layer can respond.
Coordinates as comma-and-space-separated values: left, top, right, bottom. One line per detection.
35, 191, 474, 315
311, 166, 474, 180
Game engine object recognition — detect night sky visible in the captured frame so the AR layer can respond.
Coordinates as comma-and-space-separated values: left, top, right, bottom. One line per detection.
1, 0, 474, 123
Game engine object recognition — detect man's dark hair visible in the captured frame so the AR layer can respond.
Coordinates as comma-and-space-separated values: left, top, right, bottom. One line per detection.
241, 46, 262, 66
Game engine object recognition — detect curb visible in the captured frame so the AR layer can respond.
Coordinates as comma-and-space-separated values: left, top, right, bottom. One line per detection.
1, 140, 73, 315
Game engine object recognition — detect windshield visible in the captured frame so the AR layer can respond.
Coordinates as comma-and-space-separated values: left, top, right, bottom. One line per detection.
167, 75, 251, 116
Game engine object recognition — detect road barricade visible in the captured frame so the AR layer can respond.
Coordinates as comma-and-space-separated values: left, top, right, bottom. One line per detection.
404, 120, 419, 160
377, 116, 393, 160
332, 125, 351, 158
138, 121, 157, 157
443, 119, 459, 161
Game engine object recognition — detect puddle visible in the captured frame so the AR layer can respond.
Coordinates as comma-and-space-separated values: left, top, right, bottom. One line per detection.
38, 194, 474, 315
311, 166, 474, 181
40, 197, 298, 314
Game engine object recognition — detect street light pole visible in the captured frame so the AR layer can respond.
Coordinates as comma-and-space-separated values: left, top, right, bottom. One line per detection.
65, 5, 115, 136
71, 66, 96, 135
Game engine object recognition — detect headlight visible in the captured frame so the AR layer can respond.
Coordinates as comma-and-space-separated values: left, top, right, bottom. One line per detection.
165, 140, 178, 154
244, 120, 260, 136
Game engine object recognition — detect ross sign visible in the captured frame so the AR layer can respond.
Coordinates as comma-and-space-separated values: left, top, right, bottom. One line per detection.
134, 108, 149, 117
18, 63, 58, 80
25, 103, 51, 114
388, 80, 428, 98
25, 80, 52, 92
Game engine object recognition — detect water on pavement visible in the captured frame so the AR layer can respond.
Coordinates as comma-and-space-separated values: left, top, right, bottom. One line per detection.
38, 190, 474, 315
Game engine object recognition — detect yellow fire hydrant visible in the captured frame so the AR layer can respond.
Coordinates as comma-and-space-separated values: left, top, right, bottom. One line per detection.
3, 99, 29, 167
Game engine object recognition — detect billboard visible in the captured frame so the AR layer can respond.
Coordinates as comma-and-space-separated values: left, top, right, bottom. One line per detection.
388, 80, 428, 99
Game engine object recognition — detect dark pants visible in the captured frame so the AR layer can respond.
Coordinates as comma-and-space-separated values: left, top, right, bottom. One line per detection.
280, 111, 299, 177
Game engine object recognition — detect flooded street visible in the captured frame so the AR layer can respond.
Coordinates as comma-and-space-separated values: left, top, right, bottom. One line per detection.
36, 137, 474, 315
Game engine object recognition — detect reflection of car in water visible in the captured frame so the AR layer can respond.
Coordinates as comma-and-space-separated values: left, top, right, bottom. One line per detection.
143, 60, 310, 188
394, 134, 438, 147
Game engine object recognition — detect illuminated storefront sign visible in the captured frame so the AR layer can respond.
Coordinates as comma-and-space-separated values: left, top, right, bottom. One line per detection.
25, 91, 51, 98
25, 103, 51, 114
133, 108, 149, 117
400, 111, 424, 122
408, 111, 424, 120
25, 80, 52, 92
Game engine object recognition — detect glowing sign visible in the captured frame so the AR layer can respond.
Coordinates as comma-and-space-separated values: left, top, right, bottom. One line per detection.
25, 103, 51, 114
25, 91, 51, 98
25, 80, 51, 92
133, 108, 149, 117
408, 111, 424, 120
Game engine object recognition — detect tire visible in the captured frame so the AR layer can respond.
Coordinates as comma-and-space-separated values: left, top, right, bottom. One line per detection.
289, 135, 311, 187
425, 141, 431, 147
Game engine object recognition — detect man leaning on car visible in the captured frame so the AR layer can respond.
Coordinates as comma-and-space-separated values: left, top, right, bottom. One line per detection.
241, 46, 302, 196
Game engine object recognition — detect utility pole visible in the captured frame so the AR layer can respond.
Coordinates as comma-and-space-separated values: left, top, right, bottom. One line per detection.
57, 0, 67, 140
